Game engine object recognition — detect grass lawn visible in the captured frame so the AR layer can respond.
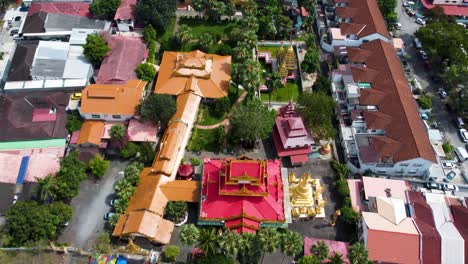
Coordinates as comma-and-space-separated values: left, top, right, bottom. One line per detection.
179, 19, 238, 38
257, 45, 281, 57
261, 82, 300, 102
188, 128, 221, 152
197, 105, 226, 126
157, 16, 176, 43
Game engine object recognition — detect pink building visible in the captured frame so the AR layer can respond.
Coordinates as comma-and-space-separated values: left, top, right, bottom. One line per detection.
273, 102, 314, 165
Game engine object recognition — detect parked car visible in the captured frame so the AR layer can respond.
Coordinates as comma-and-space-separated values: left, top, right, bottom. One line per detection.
71, 93, 82, 100
438, 88, 448, 99
459, 128, 468, 142
406, 7, 416, 16
442, 184, 459, 192
442, 162, 455, 169
395, 22, 402, 29
9, 29, 19, 36
414, 37, 422, 49
456, 117, 464, 128
12, 195, 18, 205
419, 50, 429, 60
104, 212, 115, 220
444, 170, 456, 181
416, 18, 426, 25
425, 182, 442, 190
403, 1, 415, 7
110, 199, 118, 206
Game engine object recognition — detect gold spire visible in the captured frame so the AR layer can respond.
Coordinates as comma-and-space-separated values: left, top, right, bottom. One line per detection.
289, 173, 314, 206
284, 44, 297, 71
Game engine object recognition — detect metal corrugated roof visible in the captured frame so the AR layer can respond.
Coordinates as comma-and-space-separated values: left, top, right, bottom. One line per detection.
0, 139, 66, 150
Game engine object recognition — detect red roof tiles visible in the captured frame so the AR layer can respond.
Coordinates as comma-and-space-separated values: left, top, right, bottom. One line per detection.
349, 40, 437, 163
335, 0, 391, 39
114, 0, 137, 21
27, 2, 91, 17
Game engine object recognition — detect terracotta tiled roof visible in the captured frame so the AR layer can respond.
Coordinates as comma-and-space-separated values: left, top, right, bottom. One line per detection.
348, 40, 436, 163
114, 0, 136, 21
126, 168, 166, 215
113, 210, 174, 244
350, 67, 380, 83
77, 120, 105, 145
336, 0, 391, 39
27, 2, 91, 17
160, 180, 200, 202
339, 22, 366, 36
155, 50, 231, 99
347, 47, 373, 63
362, 111, 393, 130
80, 80, 146, 116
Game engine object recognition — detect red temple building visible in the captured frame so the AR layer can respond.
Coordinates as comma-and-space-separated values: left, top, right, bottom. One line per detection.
273, 102, 314, 165
198, 156, 286, 233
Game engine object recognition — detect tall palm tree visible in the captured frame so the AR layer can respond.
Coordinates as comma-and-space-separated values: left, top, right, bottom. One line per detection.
329, 251, 344, 264
114, 198, 129, 214
219, 230, 241, 258
36, 174, 56, 202
266, 72, 284, 105
238, 232, 260, 264
258, 228, 280, 264
180, 224, 200, 247
198, 228, 219, 257
175, 25, 193, 48
115, 179, 135, 200
348, 243, 371, 264
311, 241, 330, 262
110, 124, 126, 141
280, 230, 303, 264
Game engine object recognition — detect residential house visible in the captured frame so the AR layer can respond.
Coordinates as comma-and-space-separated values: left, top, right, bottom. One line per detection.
332, 39, 437, 177
321, 0, 392, 54
79, 80, 147, 121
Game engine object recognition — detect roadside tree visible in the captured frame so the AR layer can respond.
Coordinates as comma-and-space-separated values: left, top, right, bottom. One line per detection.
88, 154, 110, 178
83, 33, 110, 67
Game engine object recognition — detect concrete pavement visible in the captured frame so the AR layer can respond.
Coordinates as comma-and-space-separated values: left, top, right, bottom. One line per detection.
59, 160, 128, 249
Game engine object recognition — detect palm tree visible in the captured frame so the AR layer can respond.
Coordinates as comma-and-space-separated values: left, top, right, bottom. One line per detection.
175, 25, 193, 48
238, 232, 260, 264
180, 224, 200, 247
280, 230, 303, 264
266, 72, 284, 105
197, 228, 219, 256
311, 241, 329, 262
348, 243, 371, 264
114, 198, 129, 214
258, 227, 280, 264
36, 174, 56, 202
115, 179, 135, 200
110, 124, 126, 141
219, 230, 241, 258
329, 251, 344, 264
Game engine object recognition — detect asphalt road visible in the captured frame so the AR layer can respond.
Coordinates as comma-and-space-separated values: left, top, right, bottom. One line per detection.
59, 160, 127, 249
396, 2, 468, 184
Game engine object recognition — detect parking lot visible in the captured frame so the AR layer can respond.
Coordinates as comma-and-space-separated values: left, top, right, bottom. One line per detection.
59, 160, 128, 249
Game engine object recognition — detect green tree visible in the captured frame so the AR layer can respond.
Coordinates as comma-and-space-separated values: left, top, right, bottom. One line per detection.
442, 140, 454, 154
66, 111, 83, 133
310, 241, 329, 262
230, 99, 276, 147
143, 24, 157, 43
231, 60, 261, 98
4, 201, 72, 247
331, 160, 349, 179
196, 254, 234, 264
219, 230, 241, 258
121, 142, 139, 159
302, 48, 321, 73
297, 255, 321, 264
298, 91, 336, 140
108, 214, 120, 228
198, 32, 215, 52
424, 6, 455, 23
52, 151, 87, 201
266, 71, 284, 102
136, 0, 176, 33
90, 0, 121, 19
258, 228, 280, 264
136, 63, 156, 82
83, 33, 110, 66
417, 96, 433, 109
93, 233, 112, 254
164, 245, 180, 262
115, 179, 136, 200
137, 142, 156, 166
237, 232, 261, 264
198, 228, 219, 257
164, 202, 187, 222
313, 75, 331, 95
114, 198, 129, 214
280, 230, 303, 264
276, 15, 293, 39
88, 154, 110, 178
110, 124, 126, 141
175, 24, 193, 48
124, 162, 144, 186
138, 94, 176, 127
377, 0, 396, 20
340, 206, 359, 225
36, 174, 56, 202
348, 243, 371, 264
329, 251, 344, 264
180, 224, 200, 247
207, 0, 226, 22
214, 96, 231, 116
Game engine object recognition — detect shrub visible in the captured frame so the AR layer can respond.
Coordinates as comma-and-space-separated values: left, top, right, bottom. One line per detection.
66, 112, 83, 133
136, 63, 156, 82
121, 142, 139, 159
417, 96, 432, 109
164, 245, 180, 262
214, 96, 231, 115
336, 179, 350, 198
88, 154, 110, 178
147, 41, 156, 63
165, 202, 187, 223
442, 140, 454, 154
413, 88, 422, 95
331, 160, 348, 179
190, 157, 201, 166
143, 24, 157, 43
340, 206, 359, 225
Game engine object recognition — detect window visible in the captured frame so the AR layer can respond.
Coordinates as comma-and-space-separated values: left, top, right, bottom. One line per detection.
413, 164, 423, 167
400, 163, 409, 167
91, 114, 100, 119
377, 170, 386, 174
112, 115, 121, 119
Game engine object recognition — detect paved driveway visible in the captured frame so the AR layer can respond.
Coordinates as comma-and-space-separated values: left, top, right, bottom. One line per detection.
59, 160, 128, 249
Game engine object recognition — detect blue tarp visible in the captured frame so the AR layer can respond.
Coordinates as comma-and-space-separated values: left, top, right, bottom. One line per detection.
16, 156, 30, 184
116, 256, 128, 264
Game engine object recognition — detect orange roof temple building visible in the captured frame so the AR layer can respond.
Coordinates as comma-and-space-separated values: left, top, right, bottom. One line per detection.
113, 50, 231, 244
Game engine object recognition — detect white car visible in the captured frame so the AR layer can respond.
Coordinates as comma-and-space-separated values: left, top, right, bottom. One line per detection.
395, 22, 402, 30
442, 162, 454, 169
419, 50, 428, 60
443, 184, 459, 192
104, 212, 115, 220
416, 18, 426, 25
459, 128, 468, 142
